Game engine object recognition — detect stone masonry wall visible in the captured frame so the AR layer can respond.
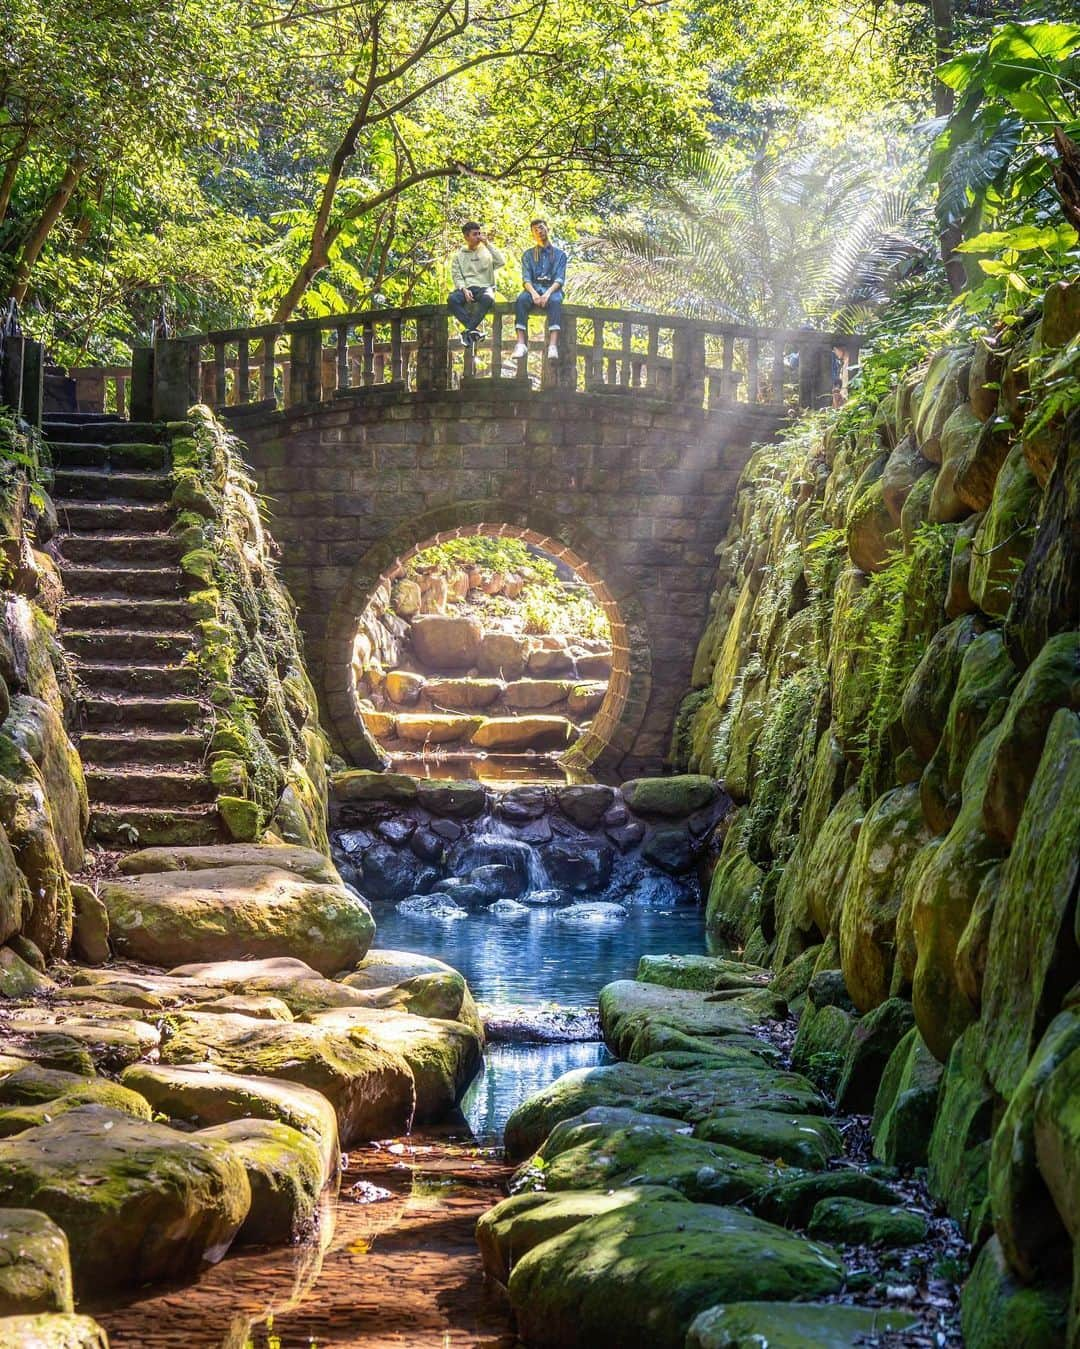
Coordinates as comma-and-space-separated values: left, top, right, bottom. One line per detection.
230, 385, 784, 776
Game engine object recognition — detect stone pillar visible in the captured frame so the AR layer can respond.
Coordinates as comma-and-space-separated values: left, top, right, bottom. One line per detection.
0, 333, 25, 414
20, 340, 43, 427
153, 338, 199, 420
671, 325, 705, 410
288, 329, 323, 406
415, 312, 449, 392
129, 346, 154, 422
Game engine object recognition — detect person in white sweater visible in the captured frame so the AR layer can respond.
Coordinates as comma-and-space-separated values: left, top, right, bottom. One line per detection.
448, 221, 505, 346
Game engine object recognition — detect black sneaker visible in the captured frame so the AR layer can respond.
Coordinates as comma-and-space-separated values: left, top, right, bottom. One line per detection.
470, 328, 486, 344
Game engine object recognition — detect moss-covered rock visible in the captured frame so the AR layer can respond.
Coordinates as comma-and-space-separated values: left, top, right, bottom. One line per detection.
507, 1199, 844, 1349
960, 1235, 1069, 1349
969, 444, 1040, 620
2, 696, 85, 874
621, 774, 717, 817
0, 1210, 73, 1316
981, 708, 1080, 1100
705, 818, 765, 950
927, 1025, 993, 1240
0, 736, 71, 959
199, 1118, 323, 1245
598, 980, 760, 1060
331, 769, 418, 803
807, 1195, 927, 1246
913, 348, 968, 461
753, 1169, 901, 1227
0, 1314, 109, 1347
0, 946, 53, 999
0, 1011, 158, 1075
835, 996, 915, 1113
0, 1107, 251, 1294
871, 1027, 943, 1167
692, 1109, 842, 1169
100, 864, 374, 973
946, 513, 982, 618
798, 786, 862, 939
0, 1065, 151, 1126
687, 1302, 916, 1348
900, 615, 984, 765
847, 471, 900, 574
635, 954, 770, 993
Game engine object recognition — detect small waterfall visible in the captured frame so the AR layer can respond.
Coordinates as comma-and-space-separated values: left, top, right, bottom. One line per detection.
460, 813, 551, 893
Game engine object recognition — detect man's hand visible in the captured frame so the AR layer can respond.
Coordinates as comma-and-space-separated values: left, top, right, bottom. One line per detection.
536, 292, 549, 308
463, 288, 475, 303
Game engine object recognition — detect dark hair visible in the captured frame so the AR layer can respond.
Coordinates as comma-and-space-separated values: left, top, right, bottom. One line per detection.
462, 221, 482, 234
530, 218, 548, 230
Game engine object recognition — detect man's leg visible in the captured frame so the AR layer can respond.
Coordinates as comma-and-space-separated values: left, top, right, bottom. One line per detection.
546, 293, 563, 356
513, 291, 533, 358
469, 289, 495, 338
448, 289, 474, 335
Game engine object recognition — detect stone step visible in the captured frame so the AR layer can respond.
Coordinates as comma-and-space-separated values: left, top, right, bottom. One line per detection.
82, 694, 206, 730
52, 469, 172, 503
51, 442, 168, 471
62, 596, 190, 629
57, 501, 174, 533
79, 732, 205, 767
90, 804, 223, 848
58, 534, 183, 566
44, 420, 163, 445
64, 629, 194, 661
62, 566, 183, 598
86, 766, 215, 806
75, 661, 200, 695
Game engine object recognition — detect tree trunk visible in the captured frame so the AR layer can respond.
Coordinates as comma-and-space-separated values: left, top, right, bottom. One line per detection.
9, 156, 86, 303
0, 134, 30, 228
272, 241, 329, 324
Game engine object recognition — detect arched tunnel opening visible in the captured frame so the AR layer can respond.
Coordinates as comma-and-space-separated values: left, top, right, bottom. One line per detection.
347, 524, 632, 780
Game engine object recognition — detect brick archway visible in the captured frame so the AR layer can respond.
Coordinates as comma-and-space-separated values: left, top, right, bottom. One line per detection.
322, 500, 651, 775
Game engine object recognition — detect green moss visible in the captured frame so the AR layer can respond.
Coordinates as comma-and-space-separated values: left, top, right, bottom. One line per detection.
217, 795, 262, 842
180, 548, 216, 585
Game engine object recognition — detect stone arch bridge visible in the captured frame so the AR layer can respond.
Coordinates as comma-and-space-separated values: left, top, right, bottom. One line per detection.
120, 303, 857, 775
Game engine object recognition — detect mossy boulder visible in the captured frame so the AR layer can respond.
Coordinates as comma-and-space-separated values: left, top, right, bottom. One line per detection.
839, 786, 931, 1011
395, 713, 484, 744
900, 615, 984, 764
635, 954, 770, 994
692, 1110, 842, 1170
969, 444, 1040, 619
946, 513, 982, 618
341, 948, 483, 1037
835, 996, 915, 1113
981, 708, 1080, 1099
1033, 1038, 1080, 1247
331, 770, 417, 803
0, 1065, 152, 1126
507, 1199, 844, 1349
158, 1011, 415, 1146
69, 884, 108, 966
598, 980, 759, 1059
0, 1314, 109, 1347
981, 633, 1080, 846
807, 1196, 927, 1246
705, 820, 765, 949
118, 842, 340, 885
409, 615, 482, 670
99, 865, 374, 974
791, 1001, 855, 1097
120, 1063, 340, 1182
199, 1118, 323, 1245
687, 1302, 916, 1348
927, 1025, 993, 1240
0, 737, 71, 959
621, 774, 717, 817
0, 1107, 251, 1294
960, 1235, 1069, 1349
167, 955, 378, 1017
0, 947, 53, 999
798, 787, 863, 938
0, 1210, 73, 1315
871, 1027, 943, 1167
470, 716, 573, 751
880, 432, 931, 523
753, 1169, 901, 1227
900, 467, 937, 547
0, 1012, 158, 1076
414, 778, 487, 819
2, 696, 86, 873
847, 473, 900, 573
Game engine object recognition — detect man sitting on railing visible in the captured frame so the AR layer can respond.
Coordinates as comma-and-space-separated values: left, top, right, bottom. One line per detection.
448, 222, 504, 347
512, 219, 567, 361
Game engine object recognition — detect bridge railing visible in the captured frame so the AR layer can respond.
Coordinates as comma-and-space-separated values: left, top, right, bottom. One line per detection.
86, 304, 860, 420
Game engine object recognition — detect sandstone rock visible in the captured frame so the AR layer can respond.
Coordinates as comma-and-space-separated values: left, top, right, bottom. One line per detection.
394, 713, 483, 744
566, 681, 606, 716
470, 717, 573, 751
477, 632, 530, 679
158, 1012, 415, 1145
946, 513, 983, 618
389, 578, 422, 617
0, 736, 72, 959
0, 1314, 109, 1347
635, 954, 770, 993
415, 779, 486, 818
847, 472, 900, 573
384, 670, 425, 704
120, 843, 340, 884
168, 956, 379, 1016
900, 468, 936, 548
503, 679, 573, 709
507, 1198, 844, 1349
753, 1169, 901, 1227
120, 1063, 340, 1181
693, 1109, 841, 1169
100, 865, 374, 974
900, 615, 984, 764
0, 1107, 251, 1294
622, 774, 716, 817
913, 347, 968, 460
960, 1235, 1068, 1349
423, 677, 503, 709
808, 1196, 927, 1246
790, 1001, 855, 1097
0, 1065, 152, 1130
881, 433, 930, 523
835, 997, 915, 1112
199, 1118, 323, 1245
409, 616, 481, 671
799, 787, 863, 937
969, 338, 1007, 421
955, 414, 1014, 512
0, 947, 54, 999
872, 1027, 943, 1168
525, 647, 574, 677
69, 884, 108, 965
969, 443, 1040, 619
927, 1026, 993, 1240
0, 1210, 73, 1315
191, 994, 294, 1020
688, 1302, 916, 1349
0, 1012, 158, 1075
0, 820, 30, 949
598, 980, 762, 1059
576, 652, 612, 679
2, 696, 86, 874
1034, 1044, 1080, 1252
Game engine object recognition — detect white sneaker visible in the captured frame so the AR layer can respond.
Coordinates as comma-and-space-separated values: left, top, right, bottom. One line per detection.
512, 341, 528, 360
547, 342, 559, 360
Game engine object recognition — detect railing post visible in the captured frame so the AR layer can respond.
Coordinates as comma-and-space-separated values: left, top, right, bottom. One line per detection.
129, 346, 154, 421
556, 312, 578, 392
671, 323, 705, 409
415, 312, 449, 392
153, 338, 199, 420
288, 328, 322, 405
20, 339, 43, 428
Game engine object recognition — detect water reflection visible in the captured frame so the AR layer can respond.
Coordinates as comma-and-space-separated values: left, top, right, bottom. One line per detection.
463, 1041, 612, 1143
387, 752, 591, 786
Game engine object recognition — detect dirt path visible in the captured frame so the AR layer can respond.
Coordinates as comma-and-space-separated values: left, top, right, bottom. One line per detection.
94, 1134, 519, 1349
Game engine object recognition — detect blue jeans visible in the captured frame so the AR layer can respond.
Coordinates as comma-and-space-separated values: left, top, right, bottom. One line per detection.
515, 289, 563, 332
448, 288, 494, 333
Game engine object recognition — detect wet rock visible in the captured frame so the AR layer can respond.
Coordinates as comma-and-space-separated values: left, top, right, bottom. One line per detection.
604, 821, 645, 852
477, 1186, 683, 1284
497, 787, 548, 821
395, 713, 484, 744
69, 884, 108, 965
687, 1302, 916, 1348
871, 1027, 943, 1168
555, 784, 615, 830
480, 1004, 600, 1043
358, 842, 423, 902
540, 842, 613, 893
120, 1063, 340, 1182
199, 1119, 323, 1245
100, 865, 374, 975
754, 1170, 901, 1227
927, 1025, 993, 1240
641, 825, 696, 874
0, 1107, 251, 1294
331, 770, 418, 803
415, 779, 487, 819
118, 843, 341, 885
423, 677, 503, 709
488, 898, 529, 918
396, 893, 468, 921
969, 444, 1039, 619
0, 1314, 109, 1346
960, 1234, 1069, 1349
470, 717, 573, 751
693, 1110, 842, 1170
555, 901, 627, 926
0, 1210, 73, 1315
635, 954, 770, 993
430, 818, 462, 841
519, 887, 564, 906
408, 826, 445, 863
507, 1198, 844, 1349
477, 631, 531, 679
808, 1196, 927, 1246
467, 864, 524, 900
622, 774, 717, 817
409, 616, 482, 670
438, 878, 487, 907
158, 1012, 416, 1146
599, 980, 762, 1060
167, 956, 378, 1017
376, 817, 415, 846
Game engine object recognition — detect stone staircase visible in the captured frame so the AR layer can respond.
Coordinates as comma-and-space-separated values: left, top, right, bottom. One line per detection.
45, 414, 222, 847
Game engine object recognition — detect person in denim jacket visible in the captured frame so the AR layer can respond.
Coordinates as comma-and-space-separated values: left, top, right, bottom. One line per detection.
512, 219, 567, 361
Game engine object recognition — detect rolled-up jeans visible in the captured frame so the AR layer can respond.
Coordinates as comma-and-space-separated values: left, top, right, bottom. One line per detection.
515, 289, 563, 332
448, 287, 494, 332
